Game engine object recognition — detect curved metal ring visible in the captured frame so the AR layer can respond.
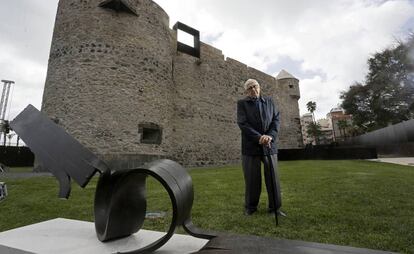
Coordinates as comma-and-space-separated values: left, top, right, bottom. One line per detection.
94, 159, 215, 253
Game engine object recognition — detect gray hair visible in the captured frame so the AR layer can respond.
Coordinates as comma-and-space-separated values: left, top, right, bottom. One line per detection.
243, 79, 260, 90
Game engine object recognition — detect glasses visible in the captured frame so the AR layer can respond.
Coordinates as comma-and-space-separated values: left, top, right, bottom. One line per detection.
247, 85, 259, 90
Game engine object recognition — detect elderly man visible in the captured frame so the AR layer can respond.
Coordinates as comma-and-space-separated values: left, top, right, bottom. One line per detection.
237, 79, 285, 216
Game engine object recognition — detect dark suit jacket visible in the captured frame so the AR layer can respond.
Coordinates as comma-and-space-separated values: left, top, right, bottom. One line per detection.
237, 96, 280, 155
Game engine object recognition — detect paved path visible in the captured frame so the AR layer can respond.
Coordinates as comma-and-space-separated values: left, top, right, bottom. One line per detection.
367, 157, 414, 166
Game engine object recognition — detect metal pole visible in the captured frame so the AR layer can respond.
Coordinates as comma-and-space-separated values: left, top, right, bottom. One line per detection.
0, 82, 7, 119
2, 83, 12, 120
0, 80, 15, 148
0, 80, 15, 121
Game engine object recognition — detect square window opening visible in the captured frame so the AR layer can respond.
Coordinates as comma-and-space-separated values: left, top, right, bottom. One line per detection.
139, 123, 162, 145
177, 30, 194, 47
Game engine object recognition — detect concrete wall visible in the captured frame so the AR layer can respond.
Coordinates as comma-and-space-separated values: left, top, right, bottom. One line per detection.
42, 0, 303, 168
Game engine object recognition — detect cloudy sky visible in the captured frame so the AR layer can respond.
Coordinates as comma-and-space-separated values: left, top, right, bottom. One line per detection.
1, 0, 413, 122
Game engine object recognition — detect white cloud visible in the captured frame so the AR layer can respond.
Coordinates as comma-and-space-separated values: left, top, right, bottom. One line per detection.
299, 76, 347, 119
0, 43, 46, 119
0, 0, 58, 121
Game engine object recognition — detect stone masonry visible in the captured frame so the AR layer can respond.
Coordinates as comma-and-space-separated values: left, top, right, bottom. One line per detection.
42, 0, 303, 168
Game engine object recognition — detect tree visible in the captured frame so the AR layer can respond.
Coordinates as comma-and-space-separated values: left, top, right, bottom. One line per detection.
306, 101, 317, 123
306, 122, 322, 145
340, 82, 374, 132
305, 101, 321, 144
341, 34, 414, 132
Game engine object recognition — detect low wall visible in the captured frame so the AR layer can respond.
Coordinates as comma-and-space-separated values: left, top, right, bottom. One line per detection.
278, 146, 377, 160
0, 146, 35, 167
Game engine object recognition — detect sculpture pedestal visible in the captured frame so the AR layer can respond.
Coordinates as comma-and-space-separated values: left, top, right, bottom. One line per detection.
0, 218, 208, 254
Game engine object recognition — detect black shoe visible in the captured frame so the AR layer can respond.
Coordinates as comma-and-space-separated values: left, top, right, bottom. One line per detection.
268, 209, 287, 217
244, 209, 257, 216
277, 210, 287, 217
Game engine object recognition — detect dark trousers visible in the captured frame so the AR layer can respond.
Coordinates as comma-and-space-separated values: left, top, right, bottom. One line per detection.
242, 154, 281, 211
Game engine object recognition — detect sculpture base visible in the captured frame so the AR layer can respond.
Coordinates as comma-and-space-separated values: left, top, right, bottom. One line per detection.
0, 218, 208, 254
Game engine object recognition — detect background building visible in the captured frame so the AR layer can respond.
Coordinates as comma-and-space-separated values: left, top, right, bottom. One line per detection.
300, 113, 314, 145
327, 108, 353, 142
317, 118, 334, 145
301, 108, 353, 145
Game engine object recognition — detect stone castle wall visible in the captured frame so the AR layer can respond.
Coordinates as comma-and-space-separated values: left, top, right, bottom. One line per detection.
42, 0, 303, 168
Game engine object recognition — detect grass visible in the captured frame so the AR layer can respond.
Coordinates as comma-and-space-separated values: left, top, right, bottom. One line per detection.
0, 160, 413, 253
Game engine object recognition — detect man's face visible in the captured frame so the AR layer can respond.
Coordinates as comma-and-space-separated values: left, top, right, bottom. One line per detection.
246, 84, 260, 98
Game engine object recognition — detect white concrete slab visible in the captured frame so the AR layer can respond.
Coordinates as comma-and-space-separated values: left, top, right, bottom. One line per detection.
0, 218, 208, 254
367, 157, 414, 166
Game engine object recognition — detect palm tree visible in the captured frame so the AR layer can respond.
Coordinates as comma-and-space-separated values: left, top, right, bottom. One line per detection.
337, 120, 350, 140
306, 101, 319, 144
306, 101, 317, 123
306, 122, 322, 145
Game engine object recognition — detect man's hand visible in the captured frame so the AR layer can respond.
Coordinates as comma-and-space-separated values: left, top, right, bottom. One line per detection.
259, 135, 272, 148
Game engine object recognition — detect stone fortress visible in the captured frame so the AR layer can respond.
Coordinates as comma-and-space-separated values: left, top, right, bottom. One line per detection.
42, 0, 303, 168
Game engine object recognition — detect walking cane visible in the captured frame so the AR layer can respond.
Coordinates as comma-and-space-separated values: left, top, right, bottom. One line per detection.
264, 145, 279, 226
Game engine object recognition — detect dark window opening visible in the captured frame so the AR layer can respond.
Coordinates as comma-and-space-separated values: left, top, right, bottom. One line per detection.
139, 123, 162, 144
98, 0, 138, 16
289, 85, 294, 89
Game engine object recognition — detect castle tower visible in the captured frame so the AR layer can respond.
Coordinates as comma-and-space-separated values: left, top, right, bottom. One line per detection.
275, 69, 303, 148
42, 0, 176, 168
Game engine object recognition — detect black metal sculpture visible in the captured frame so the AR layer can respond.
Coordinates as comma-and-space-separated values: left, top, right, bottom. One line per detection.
10, 105, 216, 253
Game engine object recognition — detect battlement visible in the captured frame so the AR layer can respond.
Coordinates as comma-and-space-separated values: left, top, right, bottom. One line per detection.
200, 42, 224, 61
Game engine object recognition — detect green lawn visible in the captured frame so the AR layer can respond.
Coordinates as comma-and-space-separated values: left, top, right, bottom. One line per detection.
0, 160, 413, 253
